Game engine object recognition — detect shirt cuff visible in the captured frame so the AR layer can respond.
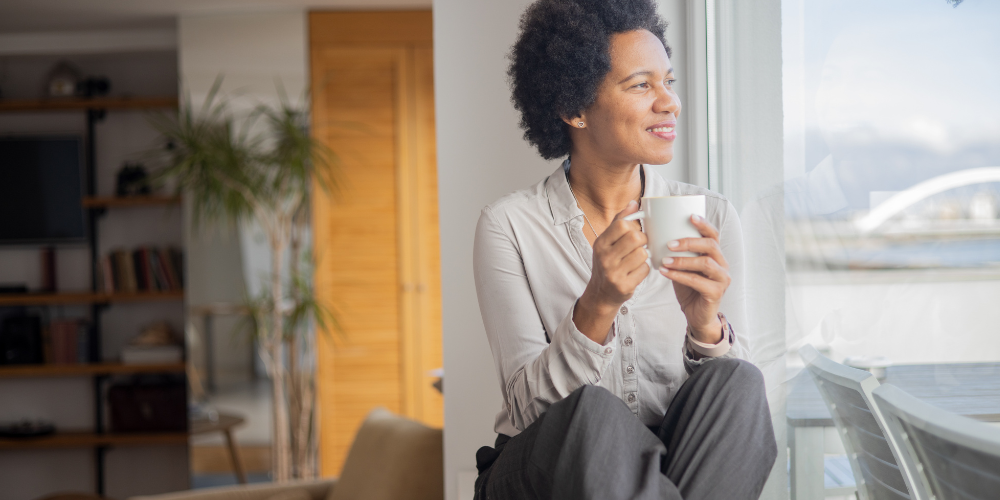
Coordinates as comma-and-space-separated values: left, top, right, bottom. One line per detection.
566, 301, 617, 355
685, 313, 734, 357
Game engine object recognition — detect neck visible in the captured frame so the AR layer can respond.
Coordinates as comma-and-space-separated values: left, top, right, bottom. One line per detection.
567, 152, 642, 223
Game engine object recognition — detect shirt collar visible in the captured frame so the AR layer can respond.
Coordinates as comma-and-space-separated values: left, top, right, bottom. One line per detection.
546, 158, 583, 225
546, 158, 666, 225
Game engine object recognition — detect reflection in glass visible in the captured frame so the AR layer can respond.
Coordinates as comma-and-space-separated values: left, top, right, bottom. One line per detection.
782, 0, 1000, 366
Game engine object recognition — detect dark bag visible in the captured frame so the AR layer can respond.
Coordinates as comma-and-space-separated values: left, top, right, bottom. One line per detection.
107, 375, 187, 432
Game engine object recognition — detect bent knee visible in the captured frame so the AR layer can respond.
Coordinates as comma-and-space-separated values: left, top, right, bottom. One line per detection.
568, 384, 618, 405
701, 358, 766, 393
561, 384, 628, 416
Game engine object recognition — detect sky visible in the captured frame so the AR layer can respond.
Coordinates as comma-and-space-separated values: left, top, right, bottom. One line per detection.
783, 0, 1000, 209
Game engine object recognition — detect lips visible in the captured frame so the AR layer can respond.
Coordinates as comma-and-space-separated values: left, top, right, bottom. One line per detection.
646, 121, 677, 141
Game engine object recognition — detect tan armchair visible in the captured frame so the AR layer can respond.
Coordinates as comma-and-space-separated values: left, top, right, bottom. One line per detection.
130, 408, 443, 500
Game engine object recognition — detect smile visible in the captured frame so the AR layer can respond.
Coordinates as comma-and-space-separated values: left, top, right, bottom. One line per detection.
645, 124, 677, 140
647, 126, 674, 133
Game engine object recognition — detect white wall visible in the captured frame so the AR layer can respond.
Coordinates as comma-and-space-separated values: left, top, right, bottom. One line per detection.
178, 9, 308, 385
434, 2, 545, 495
434, 1, 693, 498
178, 11, 307, 112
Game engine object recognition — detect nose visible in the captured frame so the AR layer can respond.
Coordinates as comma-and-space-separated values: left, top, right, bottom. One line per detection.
653, 83, 681, 117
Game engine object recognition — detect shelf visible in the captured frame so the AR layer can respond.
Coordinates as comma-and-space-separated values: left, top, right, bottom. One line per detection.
83, 196, 181, 209
0, 431, 188, 450
0, 96, 177, 112
104, 290, 185, 303
0, 290, 184, 306
0, 362, 186, 379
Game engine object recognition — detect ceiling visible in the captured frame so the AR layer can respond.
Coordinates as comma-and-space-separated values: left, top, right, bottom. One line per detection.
0, 0, 431, 33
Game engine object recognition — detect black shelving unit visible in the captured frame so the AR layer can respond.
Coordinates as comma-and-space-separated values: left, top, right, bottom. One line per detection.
0, 97, 185, 497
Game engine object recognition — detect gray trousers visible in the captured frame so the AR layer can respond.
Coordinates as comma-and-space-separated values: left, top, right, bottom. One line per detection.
474, 358, 777, 500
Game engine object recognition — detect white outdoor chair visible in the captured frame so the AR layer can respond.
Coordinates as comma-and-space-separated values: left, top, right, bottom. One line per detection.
799, 345, 925, 500
872, 384, 1000, 500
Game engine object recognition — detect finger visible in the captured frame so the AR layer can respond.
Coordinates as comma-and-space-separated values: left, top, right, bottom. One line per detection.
659, 268, 724, 300
666, 238, 728, 270
599, 201, 642, 246
620, 245, 650, 273
626, 261, 650, 284
625, 248, 650, 282
661, 255, 730, 283
608, 226, 647, 259
613, 199, 641, 221
690, 214, 720, 241
597, 221, 636, 250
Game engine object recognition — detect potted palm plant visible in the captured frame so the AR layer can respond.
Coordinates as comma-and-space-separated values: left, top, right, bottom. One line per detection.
149, 80, 337, 481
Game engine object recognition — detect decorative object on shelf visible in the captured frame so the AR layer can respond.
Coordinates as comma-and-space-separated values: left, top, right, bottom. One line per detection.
0, 314, 43, 365
108, 374, 187, 432
0, 419, 56, 438
150, 78, 338, 481
45, 61, 81, 98
121, 321, 183, 365
76, 76, 110, 98
115, 162, 151, 196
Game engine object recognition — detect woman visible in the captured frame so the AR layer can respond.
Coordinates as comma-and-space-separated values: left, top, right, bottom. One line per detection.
472, 0, 776, 499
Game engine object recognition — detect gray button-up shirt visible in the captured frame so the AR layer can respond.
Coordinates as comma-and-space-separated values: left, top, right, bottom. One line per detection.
474, 161, 749, 436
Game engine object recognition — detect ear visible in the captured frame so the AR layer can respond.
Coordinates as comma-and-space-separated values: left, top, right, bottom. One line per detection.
561, 113, 587, 129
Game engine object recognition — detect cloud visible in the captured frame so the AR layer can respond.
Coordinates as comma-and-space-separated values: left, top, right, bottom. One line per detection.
814, 6, 1000, 153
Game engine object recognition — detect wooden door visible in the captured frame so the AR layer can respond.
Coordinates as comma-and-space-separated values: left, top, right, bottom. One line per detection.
309, 11, 442, 476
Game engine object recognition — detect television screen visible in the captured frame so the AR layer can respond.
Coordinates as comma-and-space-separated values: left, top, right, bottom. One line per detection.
0, 136, 85, 244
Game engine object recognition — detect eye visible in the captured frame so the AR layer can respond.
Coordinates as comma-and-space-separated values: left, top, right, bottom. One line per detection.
665, 78, 677, 87
633, 82, 650, 90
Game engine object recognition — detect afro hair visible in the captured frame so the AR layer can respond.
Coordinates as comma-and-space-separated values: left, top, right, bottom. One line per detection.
508, 0, 670, 160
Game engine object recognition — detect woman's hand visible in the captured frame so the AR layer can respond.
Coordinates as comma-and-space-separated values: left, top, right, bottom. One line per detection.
574, 200, 650, 344
659, 215, 730, 344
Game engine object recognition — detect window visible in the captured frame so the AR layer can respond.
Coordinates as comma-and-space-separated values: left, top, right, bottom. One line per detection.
782, 0, 1000, 365
702, 0, 999, 498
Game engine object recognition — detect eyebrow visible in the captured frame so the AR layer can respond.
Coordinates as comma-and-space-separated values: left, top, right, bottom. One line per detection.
618, 68, 674, 84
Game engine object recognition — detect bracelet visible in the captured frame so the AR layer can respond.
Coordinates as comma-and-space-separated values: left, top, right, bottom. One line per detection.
685, 312, 734, 357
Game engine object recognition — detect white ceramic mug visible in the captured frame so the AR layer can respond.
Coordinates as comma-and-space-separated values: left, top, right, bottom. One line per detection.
623, 195, 706, 265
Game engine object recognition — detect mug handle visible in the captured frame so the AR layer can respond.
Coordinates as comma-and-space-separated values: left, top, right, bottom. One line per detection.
622, 210, 645, 222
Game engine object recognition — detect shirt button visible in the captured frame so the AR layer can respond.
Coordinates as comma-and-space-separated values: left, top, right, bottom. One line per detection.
626, 365, 635, 374
627, 393, 636, 403
624, 337, 633, 346
604, 347, 613, 355
620, 305, 629, 315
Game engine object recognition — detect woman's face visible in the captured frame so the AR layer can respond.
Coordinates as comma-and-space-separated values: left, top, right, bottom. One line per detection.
572, 29, 681, 166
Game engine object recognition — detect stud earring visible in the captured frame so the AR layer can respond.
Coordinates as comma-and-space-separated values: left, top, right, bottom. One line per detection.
578, 121, 585, 128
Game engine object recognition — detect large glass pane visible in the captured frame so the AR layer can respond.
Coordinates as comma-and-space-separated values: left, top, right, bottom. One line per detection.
784, 0, 1000, 362
781, 1, 1000, 498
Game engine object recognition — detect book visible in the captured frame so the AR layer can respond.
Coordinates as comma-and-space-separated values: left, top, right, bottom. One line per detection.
76, 323, 90, 363
150, 249, 169, 291
159, 248, 180, 290
170, 247, 184, 288
113, 250, 136, 293
49, 320, 78, 365
132, 249, 147, 291
101, 255, 115, 293
103, 247, 184, 293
